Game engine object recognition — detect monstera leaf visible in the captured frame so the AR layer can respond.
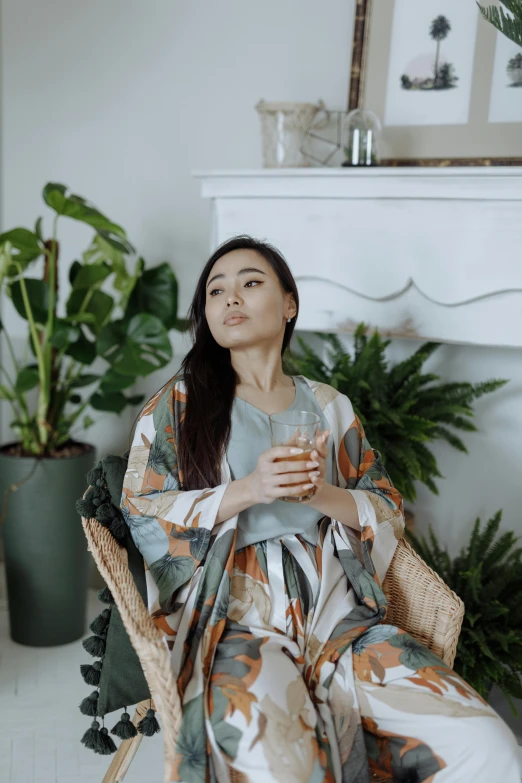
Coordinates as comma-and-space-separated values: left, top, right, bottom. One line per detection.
97, 314, 173, 377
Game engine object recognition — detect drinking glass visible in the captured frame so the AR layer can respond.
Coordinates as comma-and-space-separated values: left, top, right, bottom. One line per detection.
269, 409, 320, 502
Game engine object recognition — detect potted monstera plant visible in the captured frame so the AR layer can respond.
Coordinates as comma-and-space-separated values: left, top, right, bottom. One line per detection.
0, 183, 182, 646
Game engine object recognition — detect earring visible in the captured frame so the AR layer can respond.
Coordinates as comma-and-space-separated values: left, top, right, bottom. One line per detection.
287, 317, 292, 323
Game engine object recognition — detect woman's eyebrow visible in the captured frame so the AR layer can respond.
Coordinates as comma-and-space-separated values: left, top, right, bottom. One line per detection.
206, 267, 267, 288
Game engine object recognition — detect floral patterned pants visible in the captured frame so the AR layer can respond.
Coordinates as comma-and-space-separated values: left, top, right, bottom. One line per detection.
205, 538, 520, 783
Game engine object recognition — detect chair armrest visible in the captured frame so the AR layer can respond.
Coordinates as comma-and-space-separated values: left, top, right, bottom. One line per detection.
382, 537, 464, 669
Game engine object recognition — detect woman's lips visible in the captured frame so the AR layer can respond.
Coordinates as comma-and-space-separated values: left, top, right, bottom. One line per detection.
225, 316, 248, 326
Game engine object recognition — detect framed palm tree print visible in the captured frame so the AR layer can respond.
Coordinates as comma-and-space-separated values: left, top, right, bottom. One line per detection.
349, 0, 522, 165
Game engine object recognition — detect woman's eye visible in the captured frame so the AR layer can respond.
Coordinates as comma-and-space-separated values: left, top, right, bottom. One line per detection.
209, 280, 261, 297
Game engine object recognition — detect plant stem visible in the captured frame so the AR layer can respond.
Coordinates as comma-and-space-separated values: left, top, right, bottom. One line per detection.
15, 264, 48, 446
2, 325, 21, 376
43, 216, 59, 430
0, 364, 31, 423
0, 367, 23, 420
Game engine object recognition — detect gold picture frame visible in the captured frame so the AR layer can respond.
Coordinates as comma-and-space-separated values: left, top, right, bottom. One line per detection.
348, 0, 522, 166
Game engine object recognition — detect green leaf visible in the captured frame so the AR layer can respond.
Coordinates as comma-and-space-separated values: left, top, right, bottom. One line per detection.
90, 390, 127, 413
125, 262, 179, 330
10, 278, 50, 324
50, 319, 81, 350
69, 260, 81, 286
69, 374, 101, 388
65, 331, 97, 365
66, 289, 114, 335
0, 228, 42, 267
97, 314, 172, 377
34, 217, 44, 242
479, 1, 522, 47
99, 369, 136, 392
15, 367, 40, 393
176, 317, 190, 332
71, 262, 111, 290
62, 312, 97, 325
42, 183, 135, 253
83, 415, 95, 429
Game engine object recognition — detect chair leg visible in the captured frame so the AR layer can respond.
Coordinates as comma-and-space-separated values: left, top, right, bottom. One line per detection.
102, 701, 151, 783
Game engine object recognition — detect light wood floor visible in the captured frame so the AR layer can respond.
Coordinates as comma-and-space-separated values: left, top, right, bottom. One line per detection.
1, 564, 521, 782
0, 564, 162, 783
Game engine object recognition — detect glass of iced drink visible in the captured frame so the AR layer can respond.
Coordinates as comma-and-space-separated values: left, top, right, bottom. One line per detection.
269, 409, 321, 502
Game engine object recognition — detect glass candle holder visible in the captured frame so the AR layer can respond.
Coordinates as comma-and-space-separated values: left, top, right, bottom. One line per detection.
255, 100, 326, 168
342, 108, 381, 167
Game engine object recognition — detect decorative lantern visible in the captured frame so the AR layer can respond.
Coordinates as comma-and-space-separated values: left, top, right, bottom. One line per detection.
342, 108, 381, 167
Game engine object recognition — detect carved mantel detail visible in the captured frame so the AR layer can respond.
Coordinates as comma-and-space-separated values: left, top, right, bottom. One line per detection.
194, 168, 522, 348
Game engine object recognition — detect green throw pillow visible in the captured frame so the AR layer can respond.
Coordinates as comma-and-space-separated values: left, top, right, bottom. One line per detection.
75, 452, 160, 756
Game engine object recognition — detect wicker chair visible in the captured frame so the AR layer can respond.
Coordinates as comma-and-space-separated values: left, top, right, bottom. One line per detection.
81, 505, 465, 783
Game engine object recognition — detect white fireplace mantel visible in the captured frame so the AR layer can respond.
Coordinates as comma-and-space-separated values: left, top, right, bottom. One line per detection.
193, 168, 522, 349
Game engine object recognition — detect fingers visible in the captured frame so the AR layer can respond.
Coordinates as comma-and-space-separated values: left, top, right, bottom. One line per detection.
269, 445, 306, 460
269, 470, 319, 486
312, 429, 330, 459
272, 481, 315, 498
270, 459, 319, 474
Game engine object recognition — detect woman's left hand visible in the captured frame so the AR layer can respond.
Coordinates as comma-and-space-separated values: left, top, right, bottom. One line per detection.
302, 428, 330, 504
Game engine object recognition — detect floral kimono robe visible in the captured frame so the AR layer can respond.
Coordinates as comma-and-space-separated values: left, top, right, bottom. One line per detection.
120, 375, 518, 783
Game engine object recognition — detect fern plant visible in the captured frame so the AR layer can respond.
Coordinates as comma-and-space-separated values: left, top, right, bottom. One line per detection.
407, 512, 522, 714
479, 0, 522, 47
283, 324, 507, 503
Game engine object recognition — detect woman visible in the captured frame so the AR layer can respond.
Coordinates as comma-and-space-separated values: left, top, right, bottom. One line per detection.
121, 236, 519, 783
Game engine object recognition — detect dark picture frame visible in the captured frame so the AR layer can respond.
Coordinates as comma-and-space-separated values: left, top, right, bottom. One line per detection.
347, 0, 522, 166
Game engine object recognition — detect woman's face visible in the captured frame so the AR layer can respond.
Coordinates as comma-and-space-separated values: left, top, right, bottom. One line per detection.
204, 248, 296, 349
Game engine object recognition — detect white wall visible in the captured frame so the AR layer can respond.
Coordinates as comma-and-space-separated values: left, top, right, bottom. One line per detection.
1, 0, 521, 545
0, 0, 353, 453
0, 0, 355, 454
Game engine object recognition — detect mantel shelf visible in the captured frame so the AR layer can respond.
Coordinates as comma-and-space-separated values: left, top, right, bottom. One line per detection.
194, 167, 522, 349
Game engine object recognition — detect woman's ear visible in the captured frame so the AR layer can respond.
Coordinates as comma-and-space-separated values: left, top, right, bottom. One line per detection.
286, 294, 297, 320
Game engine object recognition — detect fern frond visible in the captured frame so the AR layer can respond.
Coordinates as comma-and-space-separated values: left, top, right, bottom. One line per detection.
408, 511, 522, 712
286, 320, 507, 502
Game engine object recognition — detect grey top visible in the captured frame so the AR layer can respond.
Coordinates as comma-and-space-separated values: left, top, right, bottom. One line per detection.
227, 375, 335, 550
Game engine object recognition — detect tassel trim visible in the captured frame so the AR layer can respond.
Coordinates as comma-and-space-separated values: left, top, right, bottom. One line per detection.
82, 631, 106, 658
97, 586, 114, 605
89, 608, 111, 636
79, 690, 99, 717
138, 707, 161, 736
80, 660, 102, 686
111, 710, 138, 739
81, 719, 117, 755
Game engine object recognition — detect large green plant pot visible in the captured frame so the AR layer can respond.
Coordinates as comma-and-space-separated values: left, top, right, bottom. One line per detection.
0, 442, 96, 646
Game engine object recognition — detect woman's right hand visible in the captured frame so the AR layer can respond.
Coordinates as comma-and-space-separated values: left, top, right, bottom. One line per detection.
247, 446, 320, 505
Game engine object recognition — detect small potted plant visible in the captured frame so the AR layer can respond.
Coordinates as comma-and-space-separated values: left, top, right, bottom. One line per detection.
284, 324, 507, 507
0, 183, 182, 646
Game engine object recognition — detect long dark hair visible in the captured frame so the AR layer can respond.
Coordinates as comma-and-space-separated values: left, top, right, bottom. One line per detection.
177, 235, 299, 490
